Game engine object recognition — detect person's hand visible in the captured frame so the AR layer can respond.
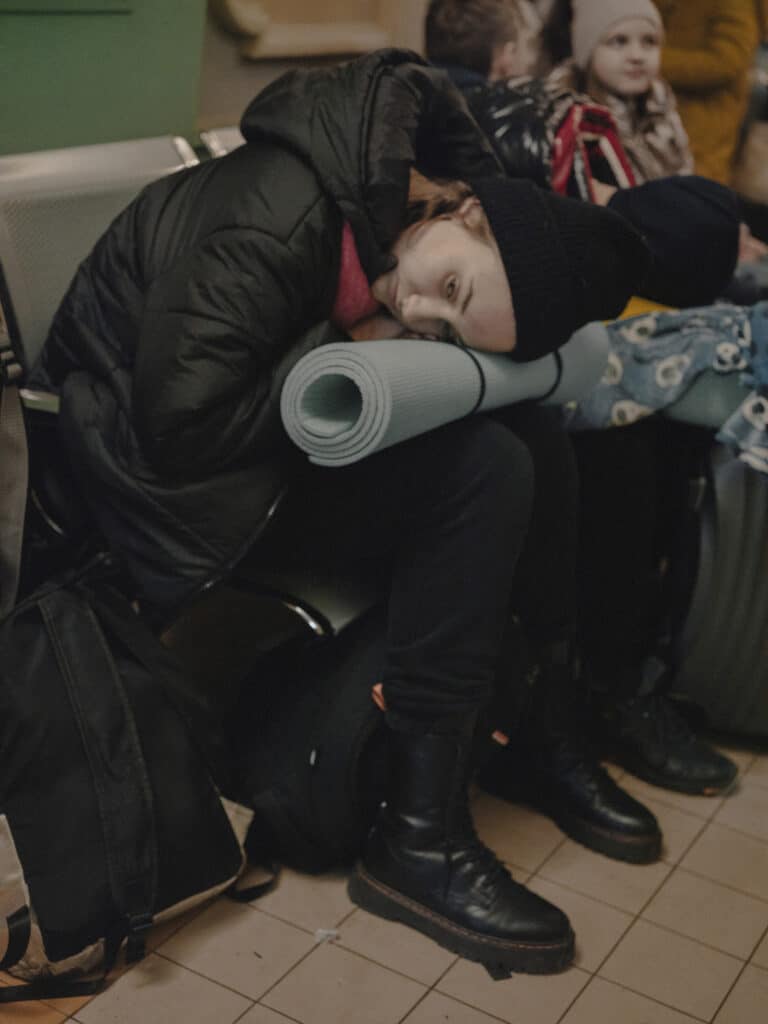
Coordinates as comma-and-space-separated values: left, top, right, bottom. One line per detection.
348, 311, 427, 341
591, 180, 618, 206
738, 222, 768, 264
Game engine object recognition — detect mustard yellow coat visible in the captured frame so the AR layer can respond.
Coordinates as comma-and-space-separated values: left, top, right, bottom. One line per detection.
657, 0, 759, 183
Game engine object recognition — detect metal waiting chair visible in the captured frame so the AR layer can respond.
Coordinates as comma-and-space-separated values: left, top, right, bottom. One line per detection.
0, 135, 198, 372
199, 126, 245, 158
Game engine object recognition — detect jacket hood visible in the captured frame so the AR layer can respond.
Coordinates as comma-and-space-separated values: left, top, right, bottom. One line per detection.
240, 48, 500, 282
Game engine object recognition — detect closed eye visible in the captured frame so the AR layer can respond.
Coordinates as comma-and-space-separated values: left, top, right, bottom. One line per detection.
444, 275, 459, 301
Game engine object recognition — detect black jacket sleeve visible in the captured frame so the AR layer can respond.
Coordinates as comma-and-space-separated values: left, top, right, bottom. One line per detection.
132, 220, 342, 479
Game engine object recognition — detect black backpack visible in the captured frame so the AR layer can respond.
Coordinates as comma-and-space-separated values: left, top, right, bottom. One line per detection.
228, 608, 389, 874
0, 565, 261, 1002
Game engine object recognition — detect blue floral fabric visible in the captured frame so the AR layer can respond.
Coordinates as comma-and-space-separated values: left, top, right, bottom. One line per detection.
565, 301, 768, 474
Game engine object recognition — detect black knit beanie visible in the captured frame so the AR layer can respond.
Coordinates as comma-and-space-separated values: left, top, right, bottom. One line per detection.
607, 176, 740, 308
470, 177, 651, 362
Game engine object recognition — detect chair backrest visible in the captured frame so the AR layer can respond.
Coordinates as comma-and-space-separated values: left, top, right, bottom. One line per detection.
199, 126, 245, 158
0, 135, 198, 370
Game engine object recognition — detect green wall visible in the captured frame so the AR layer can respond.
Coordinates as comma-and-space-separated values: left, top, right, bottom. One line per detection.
0, 0, 207, 155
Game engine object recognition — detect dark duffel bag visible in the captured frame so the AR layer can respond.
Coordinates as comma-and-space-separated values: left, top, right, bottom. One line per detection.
228, 607, 388, 874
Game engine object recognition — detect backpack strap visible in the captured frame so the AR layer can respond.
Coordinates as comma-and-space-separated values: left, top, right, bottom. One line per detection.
40, 588, 159, 962
0, 297, 28, 617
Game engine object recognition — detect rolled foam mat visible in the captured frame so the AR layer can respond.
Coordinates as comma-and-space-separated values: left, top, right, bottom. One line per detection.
281, 323, 609, 466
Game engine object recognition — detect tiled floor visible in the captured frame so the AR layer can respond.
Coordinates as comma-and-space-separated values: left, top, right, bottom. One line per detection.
3, 746, 768, 1024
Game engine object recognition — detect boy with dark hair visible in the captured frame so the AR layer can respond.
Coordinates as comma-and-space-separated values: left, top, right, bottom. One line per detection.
425, 0, 541, 85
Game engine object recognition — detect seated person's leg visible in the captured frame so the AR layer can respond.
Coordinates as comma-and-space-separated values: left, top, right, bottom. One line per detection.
260, 415, 575, 974
477, 405, 661, 863
573, 418, 737, 795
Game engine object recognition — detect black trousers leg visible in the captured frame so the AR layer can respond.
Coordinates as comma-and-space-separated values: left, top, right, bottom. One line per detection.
571, 417, 709, 697
254, 416, 536, 721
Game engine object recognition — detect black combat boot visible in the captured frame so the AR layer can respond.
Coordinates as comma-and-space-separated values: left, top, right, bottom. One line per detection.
594, 688, 738, 796
477, 641, 662, 864
348, 718, 574, 976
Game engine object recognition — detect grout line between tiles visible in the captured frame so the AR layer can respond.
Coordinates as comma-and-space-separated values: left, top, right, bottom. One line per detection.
706, 956, 754, 1022
660, 812, 710, 868
595, 975, 714, 1022
563, 975, 711, 1024
152, 948, 270, 1004
396, 988, 432, 1024
252, 1003, 303, 1024
747, 919, 768, 963
680, 862, 768, 906
630, 910, 751, 964
704, 811, 768, 847
531, 857, 672, 918
528, 833, 569, 877
240, 898, 355, 938
319, 935, 444, 989
231, 999, 301, 1024
437, 981, 570, 1024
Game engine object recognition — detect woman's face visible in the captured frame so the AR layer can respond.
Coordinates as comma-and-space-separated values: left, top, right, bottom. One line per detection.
590, 17, 661, 98
372, 199, 517, 353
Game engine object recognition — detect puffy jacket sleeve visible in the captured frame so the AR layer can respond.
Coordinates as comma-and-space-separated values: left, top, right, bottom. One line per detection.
462, 79, 553, 188
661, 2, 758, 91
132, 221, 342, 479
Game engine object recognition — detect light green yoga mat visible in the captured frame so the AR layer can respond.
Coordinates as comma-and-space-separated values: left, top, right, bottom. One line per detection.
281, 323, 609, 466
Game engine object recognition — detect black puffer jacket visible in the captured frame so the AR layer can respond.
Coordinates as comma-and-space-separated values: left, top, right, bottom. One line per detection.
34, 49, 499, 611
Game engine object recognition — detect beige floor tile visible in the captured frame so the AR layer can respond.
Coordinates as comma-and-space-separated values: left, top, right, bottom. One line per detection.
0, 994, 67, 1024
537, 839, 671, 914
620, 772, 726, 820
238, 1006, 299, 1024
561, 976, 702, 1023
402, 991, 508, 1023
599, 919, 743, 1020
643, 867, 768, 960
262, 941, 425, 1024
713, 781, 768, 843
681, 823, 768, 902
472, 791, 564, 873
73, 953, 250, 1024
437, 959, 589, 1024
714, 964, 768, 1024
335, 908, 456, 984
714, 744, 755, 775
145, 902, 210, 952
253, 868, 354, 933
744, 754, 768, 788
156, 898, 314, 1000
639, 796, 706, 865
527, 877, 633, 972
751, 929, 768, 969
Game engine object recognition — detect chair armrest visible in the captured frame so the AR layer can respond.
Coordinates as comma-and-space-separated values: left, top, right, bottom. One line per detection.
20, 388, 60, 414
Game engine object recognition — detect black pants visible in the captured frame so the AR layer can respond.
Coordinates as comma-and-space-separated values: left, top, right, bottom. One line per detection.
254, 404, 578, 722
572, 417, 711, 697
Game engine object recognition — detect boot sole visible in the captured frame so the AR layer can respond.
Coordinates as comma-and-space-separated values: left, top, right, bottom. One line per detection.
546, 802, 662, 864
348, 866, 574, 976
477, 782, 662, 864
612, 752, 738, 797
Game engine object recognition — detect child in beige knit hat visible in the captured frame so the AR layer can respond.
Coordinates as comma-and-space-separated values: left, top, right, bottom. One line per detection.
561, 0, 693, 183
